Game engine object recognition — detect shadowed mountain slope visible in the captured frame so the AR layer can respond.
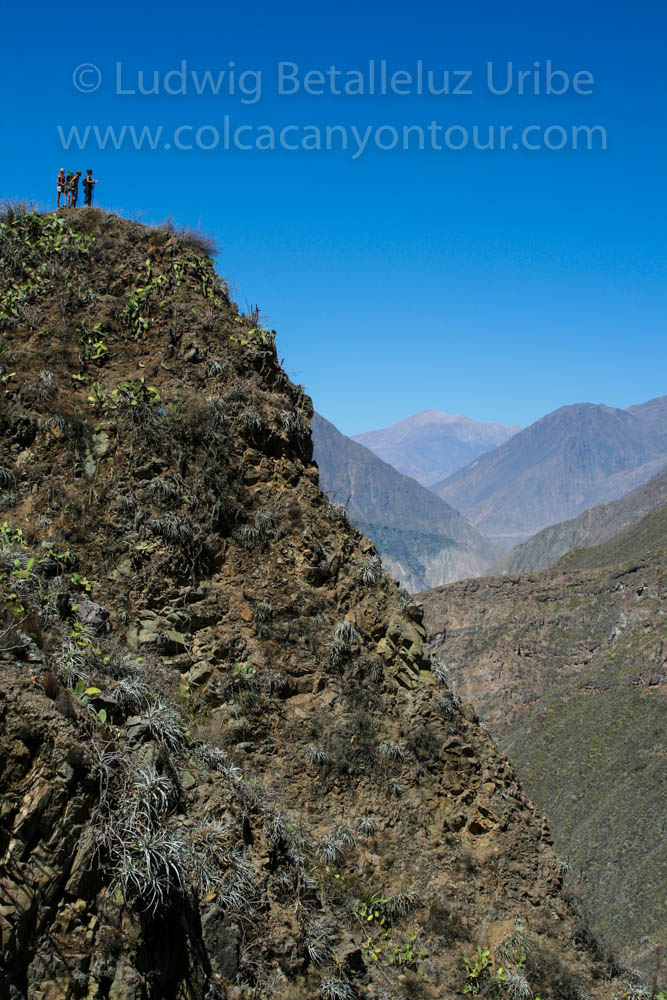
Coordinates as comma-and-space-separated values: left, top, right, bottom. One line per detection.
312, 413, 500, 592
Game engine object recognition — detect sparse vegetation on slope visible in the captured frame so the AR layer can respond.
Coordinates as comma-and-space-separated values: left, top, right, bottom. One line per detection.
0, 207, 632, 999
555, 503, 667, 571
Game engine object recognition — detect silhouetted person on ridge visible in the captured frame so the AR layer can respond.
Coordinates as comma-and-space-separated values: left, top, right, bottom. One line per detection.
83, 169, 99, 206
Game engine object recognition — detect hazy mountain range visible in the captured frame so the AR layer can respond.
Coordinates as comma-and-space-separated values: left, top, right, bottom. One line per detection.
627, 394, 667, 444
314, 396, 667, 589
351, 409, 520, 486
433, 399, 667, 550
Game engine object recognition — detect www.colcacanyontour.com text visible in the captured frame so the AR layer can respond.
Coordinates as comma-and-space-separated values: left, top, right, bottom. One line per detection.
57, 119, 608, 159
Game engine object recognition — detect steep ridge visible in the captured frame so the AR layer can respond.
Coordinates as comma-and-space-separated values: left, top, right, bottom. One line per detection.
492, 465, 667, 574
312, 413, 499, 592
420, 520, 667, 975
432, 403, 667, 550
556, 502, 667, 571
0, 208, 626, 1000
627, 395, 667, 446
351, 410, 520, 487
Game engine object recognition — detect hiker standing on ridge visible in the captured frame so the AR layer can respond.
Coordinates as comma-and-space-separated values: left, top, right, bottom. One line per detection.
56, 168, 67, 207
65, 171, 74, 206
83, 169, 99, 206
69, 170, 81, 208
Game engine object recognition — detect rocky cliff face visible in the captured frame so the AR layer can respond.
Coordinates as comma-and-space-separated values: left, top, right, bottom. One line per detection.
420, 542, 666, 977
0, 208, 621, 1000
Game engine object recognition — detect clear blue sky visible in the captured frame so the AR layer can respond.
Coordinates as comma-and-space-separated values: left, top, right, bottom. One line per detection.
3, 0, 666, 435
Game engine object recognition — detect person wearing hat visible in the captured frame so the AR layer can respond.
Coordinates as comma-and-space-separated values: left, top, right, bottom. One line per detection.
57, 168, 67, 207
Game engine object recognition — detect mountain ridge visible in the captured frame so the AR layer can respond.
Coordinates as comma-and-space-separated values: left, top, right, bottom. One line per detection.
351, 409, 520, 486
312, 412, 500, 591
555, 500, 667, 571
432, 401, 667, 549
627, 393, 667, 445
492, 464, 667, 574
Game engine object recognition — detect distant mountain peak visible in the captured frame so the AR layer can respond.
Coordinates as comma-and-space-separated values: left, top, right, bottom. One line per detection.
356, 408, 521, 433
351, 410, 520, 486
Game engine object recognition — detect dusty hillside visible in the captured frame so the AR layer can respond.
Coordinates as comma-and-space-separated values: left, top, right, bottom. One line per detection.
492, 465, 667, 574
555, 503, 667, 571
433, 403, 667, 549
0, 207, 628, 1000
420, 530, 667, 976
312, 413, 498, 592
